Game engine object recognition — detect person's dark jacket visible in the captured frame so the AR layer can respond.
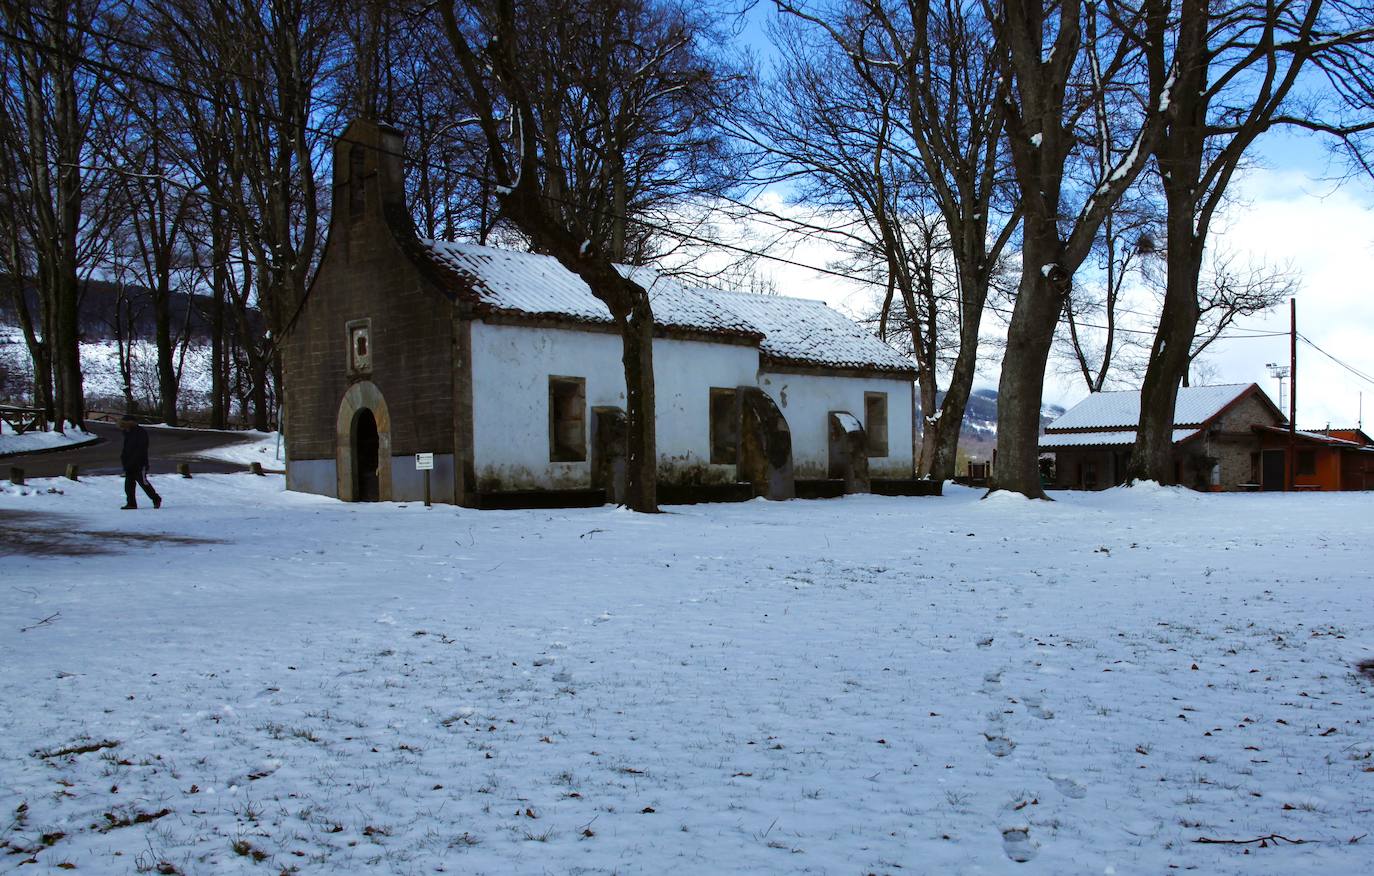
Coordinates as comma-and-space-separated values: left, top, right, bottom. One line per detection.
121, 424, 151, 471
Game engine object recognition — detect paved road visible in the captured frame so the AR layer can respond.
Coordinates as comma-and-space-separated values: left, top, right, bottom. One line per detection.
2, 422, 265, 478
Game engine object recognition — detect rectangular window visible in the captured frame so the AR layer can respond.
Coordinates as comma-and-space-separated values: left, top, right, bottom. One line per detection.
1297, 449, 1316, 476
549, 376, 587, 462
865, 392, 889, 457
347, 319, 371, 373
709, 388, 738, 464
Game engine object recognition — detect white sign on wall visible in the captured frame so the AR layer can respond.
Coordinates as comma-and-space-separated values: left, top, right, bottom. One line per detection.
415, 452, 434, 471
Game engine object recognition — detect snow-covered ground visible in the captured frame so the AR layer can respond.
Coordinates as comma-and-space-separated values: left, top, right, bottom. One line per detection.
147, 427, 282, 468
1, 478, 1371, 874
0, 420, 97, 457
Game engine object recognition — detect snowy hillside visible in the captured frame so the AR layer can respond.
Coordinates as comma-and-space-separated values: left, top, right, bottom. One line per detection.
2, 476, 1371, 874
1, 324, 215, 413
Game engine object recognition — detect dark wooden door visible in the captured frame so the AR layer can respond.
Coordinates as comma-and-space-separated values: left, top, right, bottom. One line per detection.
1261, 450, 1285, 491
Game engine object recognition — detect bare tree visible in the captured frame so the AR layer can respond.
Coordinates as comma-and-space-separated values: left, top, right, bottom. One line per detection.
1056, 194, 1160, 392
987, 0, 1170, 497
0, 0, 119, 431
436, 0, 742, 512
1184, 253, 1295, 385
1129, 0, 1374, 484
102, 76, 198, 424
150, 0, 338, 430
764, 0, 1019, 483
336, 0, 495, 242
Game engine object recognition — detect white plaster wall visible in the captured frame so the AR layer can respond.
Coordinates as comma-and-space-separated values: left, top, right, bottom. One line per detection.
469, 322, 759, 490
652, 337, 760, 482
757, 371, 915, 479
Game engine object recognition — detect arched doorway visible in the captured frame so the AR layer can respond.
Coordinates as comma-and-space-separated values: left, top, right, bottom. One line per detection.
335, 381, 393, 502
353, 409, 380, 501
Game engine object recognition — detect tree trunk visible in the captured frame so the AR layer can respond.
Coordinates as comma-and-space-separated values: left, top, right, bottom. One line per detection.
4, 274, 53, 418
1129, 0, 1208, 485
209, 213, 228, 429
618, 298, 657, 512
51, 267, 84, 431
991, 230, 1068, 498
154, 274, 178, 425
915, 370, 938, 477
250, 355, 270, 432
928, 258, 988, 482
1129, 219, 1202, 484
929, 337, 979, 482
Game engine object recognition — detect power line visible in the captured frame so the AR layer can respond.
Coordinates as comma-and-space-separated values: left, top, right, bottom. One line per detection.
0, 20, 1296, 347
1298, 331, 1374, 387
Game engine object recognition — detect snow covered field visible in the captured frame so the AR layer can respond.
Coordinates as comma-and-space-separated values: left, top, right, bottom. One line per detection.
1, 477, 1371, 874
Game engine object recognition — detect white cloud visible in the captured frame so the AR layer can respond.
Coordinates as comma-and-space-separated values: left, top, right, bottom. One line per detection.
1194, 167, 1374, 428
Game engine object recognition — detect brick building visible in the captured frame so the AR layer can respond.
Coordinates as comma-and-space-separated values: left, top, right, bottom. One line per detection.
281, 121, 918, 506
1039, 384, 1287, 490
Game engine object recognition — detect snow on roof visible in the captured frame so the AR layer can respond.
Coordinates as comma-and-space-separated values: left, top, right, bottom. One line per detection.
1046, 384, 1260, 432
420, 242, 758, 338
1254, 425, 1374, 449
698, 287, 915, 374
417, 241, 914, 374
1038, 429, 1201, 449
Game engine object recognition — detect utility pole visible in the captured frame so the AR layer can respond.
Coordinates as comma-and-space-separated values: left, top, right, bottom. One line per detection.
1289, 298, 1297, 491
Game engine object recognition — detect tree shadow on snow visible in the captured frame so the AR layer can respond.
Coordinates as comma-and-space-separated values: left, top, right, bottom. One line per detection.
0, 509, 226, 557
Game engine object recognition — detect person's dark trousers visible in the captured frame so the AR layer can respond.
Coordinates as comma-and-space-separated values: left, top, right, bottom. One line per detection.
124, 467, 161, 509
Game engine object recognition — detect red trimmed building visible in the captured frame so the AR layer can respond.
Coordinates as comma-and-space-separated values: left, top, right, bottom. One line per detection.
1040, 383, 1374, 491
1254, 426, 1374, 491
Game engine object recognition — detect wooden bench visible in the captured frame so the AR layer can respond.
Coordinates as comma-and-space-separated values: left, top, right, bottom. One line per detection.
0, 405, 46, 435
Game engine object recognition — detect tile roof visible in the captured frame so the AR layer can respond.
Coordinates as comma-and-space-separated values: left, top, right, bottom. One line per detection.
1254, 425, 1374, 449
1045, 384, 1262, 432
1039, 429, 1201, 449
417, 241, 914, 375
699, 287, 916, 375
420, 242, 759, 339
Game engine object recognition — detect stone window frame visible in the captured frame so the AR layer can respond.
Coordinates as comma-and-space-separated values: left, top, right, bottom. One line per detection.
864, 391, 889, 458
549, 375, 587, 463
709, 387, 739, 465
346, 318, 372, 376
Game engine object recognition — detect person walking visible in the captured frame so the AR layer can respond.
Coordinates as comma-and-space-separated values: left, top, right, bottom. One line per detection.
118, 415, 162, 510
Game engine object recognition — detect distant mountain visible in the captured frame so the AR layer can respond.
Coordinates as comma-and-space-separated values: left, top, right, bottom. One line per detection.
916, 387, 1067, 462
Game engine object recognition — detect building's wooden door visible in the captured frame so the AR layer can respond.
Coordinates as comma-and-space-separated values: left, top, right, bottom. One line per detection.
1261, 450, 1285, 491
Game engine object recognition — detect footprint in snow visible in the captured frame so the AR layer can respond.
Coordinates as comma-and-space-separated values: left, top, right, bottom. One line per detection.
984, 733, 1016, 757
1022, 695, 1054, 720
1051, 775, 1087, 799
1001, 827, 1038, 863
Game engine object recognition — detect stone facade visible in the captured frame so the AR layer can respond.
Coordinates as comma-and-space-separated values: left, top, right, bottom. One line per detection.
283, 121, 457, 503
